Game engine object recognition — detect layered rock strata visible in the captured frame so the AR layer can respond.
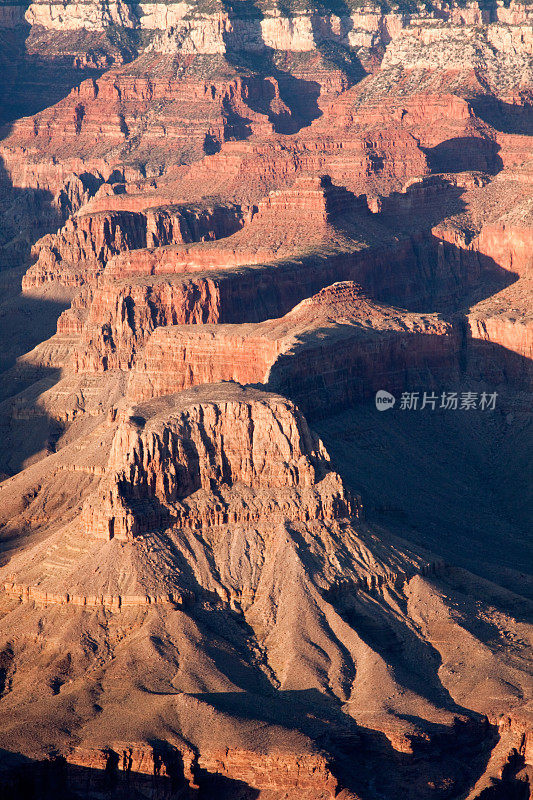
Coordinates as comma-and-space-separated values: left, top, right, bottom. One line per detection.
0, 3, 531, 797
127, 282, 462, 413
23, 202, 246, 289
60, 175, 520, 376
81, 384, 359, 541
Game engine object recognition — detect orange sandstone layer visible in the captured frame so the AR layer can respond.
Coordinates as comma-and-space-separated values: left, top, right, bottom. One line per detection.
127, 282, 461, 414
81, 383, 359, 541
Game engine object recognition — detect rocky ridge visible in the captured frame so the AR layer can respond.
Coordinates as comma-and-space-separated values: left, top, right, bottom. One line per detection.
0, 1, 531, 798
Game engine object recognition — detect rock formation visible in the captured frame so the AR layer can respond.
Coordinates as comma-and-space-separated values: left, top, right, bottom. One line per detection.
81, 384, 359, 541
127, 282, 462, 413
0, 1, 531, 798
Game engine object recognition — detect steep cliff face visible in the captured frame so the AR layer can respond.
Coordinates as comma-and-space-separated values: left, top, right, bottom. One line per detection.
127, 282, 461, 412
5, 0, 530, 220
0, 741, 338, 799
23, 202, 245, 289
64, 241, 438, 374
0, 382, 530, 800
143, 5, 411, 59
18, 169, 524, 386
25, 0, 138, 30
0, 2, 532, 797
61, 195, 519, 379
467, 312, 532, 384
4, 0, 530, 282
381, 15, 532, 84
0, 45, 428, 204
123, 274, 528, 418
434, 186, 533, 380
24, 209, 150, 289
0, 53, 285, 248
474, 222, 532, 278
81, 384, 358, 540
16, 0, 533, 62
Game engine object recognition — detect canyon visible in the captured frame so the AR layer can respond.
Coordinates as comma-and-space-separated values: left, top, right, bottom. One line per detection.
0, 1, 531, 798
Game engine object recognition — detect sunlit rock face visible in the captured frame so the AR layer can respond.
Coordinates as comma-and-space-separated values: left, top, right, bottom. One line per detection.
0, 1, 531, 798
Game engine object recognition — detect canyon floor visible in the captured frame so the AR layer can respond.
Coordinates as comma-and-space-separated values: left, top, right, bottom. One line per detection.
0, 0, 532, 798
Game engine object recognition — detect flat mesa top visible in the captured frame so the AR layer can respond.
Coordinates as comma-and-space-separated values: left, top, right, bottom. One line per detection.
127, 381, 292, 422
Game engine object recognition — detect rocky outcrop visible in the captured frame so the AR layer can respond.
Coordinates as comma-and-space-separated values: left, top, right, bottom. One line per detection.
0, 5, 531, 799
66, 228, 498, 375
436, 207, 532, 383
252, 174, 364, 225
473, 223, 532, 279
1, 56, 288, 175
2, 582, 190, 610
19, 0, 533, 67
2, 0, 531, 273
0, 740, 337, 800
81, 384, 359, 540
145, 7, 405, 56
69, 279, 224, 373
185, 123, 429, 204
196, 748, 337, 797
67, 742, 337, 798
0, 159, 136, 268
467, 292, 533, 385
128, 325, 281, 401
25, 0, 138, 31
24, 209, 149, 290
468, 313, 532, 362
127, 282, 461, 413
17, 170, 531, 400
102, 176, 366, 279
380, 11, 533, 100
23, 202, 245, 289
